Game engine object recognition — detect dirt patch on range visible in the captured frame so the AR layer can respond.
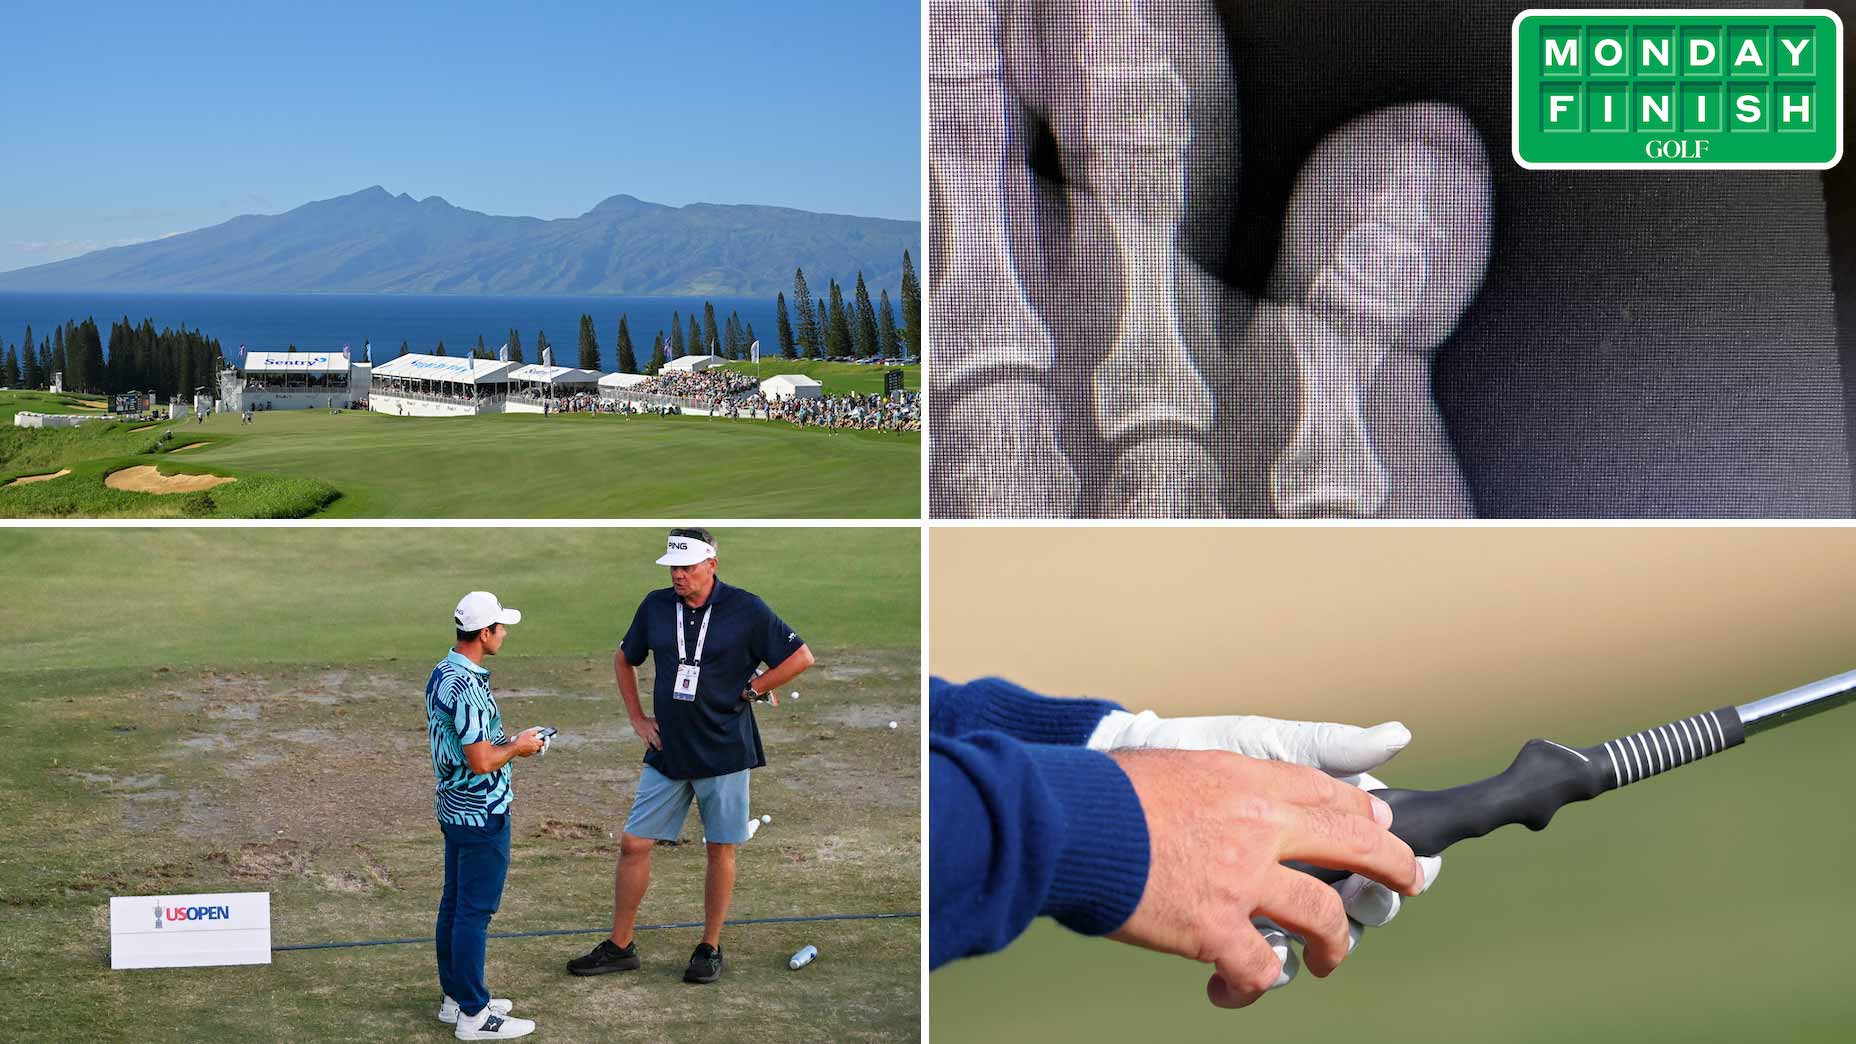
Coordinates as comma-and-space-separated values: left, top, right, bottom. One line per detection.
4, 468, 71, 486
105, 465, 235, 494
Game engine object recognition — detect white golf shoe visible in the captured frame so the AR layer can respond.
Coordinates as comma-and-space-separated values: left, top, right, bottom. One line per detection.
452, 1002, 533, 1040
437, 996, 512, 1024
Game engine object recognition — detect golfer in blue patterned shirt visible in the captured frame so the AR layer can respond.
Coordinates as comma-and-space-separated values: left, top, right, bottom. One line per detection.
426, 591, 546, 1040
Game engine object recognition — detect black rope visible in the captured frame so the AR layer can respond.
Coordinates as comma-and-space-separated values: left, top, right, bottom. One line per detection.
272, 911, 919, 952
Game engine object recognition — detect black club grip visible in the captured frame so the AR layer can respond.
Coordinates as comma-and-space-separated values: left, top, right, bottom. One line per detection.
1294, 707, 1745, 884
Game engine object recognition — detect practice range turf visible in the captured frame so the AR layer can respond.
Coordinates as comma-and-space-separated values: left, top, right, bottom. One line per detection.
930, 669, 1856, 1043
1, 529, 921, 1043
0, 391, 918, 518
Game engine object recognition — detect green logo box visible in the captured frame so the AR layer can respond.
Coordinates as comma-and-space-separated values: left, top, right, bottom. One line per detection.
1513, 9, 1843, 168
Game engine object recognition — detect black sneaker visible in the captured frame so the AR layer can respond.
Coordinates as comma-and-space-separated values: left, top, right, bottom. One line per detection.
683, 943, 723, 984
567, 938, 640, 976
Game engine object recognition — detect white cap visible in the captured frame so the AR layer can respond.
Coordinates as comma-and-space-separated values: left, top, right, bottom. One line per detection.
454, 591, 521, 632
656, 534, 717, 566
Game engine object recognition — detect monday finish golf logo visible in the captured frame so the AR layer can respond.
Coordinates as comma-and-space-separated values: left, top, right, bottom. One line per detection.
1513, 9, 1844, 168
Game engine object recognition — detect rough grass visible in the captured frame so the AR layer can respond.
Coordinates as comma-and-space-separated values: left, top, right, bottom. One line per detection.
0, 415, 163, 475
0, 456, 336, 519
1, 529, 920, 1044
717, 360, 920, 396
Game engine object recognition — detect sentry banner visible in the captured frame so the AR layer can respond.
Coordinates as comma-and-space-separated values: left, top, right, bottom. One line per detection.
1513, 9, 1843, 169
109, 891, 271, 970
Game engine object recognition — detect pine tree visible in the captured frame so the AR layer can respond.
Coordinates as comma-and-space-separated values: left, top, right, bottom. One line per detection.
670, 311, 684, 357
508, 328, 525, 364
647, 333, 667, 375
476, 333, 487, 359
52, 325, 67, 388
702, 301, 719, 357
776, 292, 797, 358
688, 315, 702, 360
723, 312, 740, 359
577, 314, 601, 370
616, 315, 638, 372
878, 289, 901, 360
20, 327, 39, 387
3, 344, 17, 386
435, 340, 447, 357
827, 280, 853, 358
745, 323, 758, 360
535, 330, 551, 366
900, 249, 921, 361
815, 298, 828, 359
399, 340, 410, 358
792, 269, 819, 355
853, 272, 878, 359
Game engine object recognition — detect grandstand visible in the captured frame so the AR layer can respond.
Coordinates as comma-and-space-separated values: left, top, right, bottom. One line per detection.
221, 352, 371, 412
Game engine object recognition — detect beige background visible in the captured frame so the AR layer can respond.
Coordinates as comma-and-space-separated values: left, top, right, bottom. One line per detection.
930, 526, 1856, 752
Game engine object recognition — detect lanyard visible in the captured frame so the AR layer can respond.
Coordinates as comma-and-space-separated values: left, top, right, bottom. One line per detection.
676, 601, 714, 665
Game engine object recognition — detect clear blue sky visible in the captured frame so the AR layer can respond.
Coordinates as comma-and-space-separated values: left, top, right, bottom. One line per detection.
0, 0, 920, 275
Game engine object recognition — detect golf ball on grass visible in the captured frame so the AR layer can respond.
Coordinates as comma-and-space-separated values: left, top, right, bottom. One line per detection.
888, 721, 898, 729
761, 814, 772, 824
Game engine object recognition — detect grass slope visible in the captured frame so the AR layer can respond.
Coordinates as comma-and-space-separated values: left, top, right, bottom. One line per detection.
1, 529, 920, 1044
718, 361, 920, 396
0, 389, 110, 422
0, 392, 919, 518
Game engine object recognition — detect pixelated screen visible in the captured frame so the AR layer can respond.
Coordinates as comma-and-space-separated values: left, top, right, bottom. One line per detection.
928, 0, 1856, 518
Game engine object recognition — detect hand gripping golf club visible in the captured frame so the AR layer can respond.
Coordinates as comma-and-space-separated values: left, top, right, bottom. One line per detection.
1294, 667, 1856, 884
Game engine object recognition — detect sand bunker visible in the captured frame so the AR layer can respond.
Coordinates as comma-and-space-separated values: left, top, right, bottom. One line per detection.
173, 442, 209, 451
4, 468, 71, 487
129, 424, 156, 433
105, 466, 236, 494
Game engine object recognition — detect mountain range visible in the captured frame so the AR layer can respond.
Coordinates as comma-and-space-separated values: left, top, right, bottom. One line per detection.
0, 187, 919, 298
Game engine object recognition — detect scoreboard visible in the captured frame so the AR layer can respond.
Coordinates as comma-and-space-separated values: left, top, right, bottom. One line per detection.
1513, 10, 1842, 168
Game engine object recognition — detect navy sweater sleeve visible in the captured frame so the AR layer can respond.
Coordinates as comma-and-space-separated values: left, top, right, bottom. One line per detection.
929, 675, 1123, 745
929, 730, 1150, 969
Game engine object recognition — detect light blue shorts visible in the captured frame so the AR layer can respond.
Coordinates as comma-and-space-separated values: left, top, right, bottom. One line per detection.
623, 764, 752, 844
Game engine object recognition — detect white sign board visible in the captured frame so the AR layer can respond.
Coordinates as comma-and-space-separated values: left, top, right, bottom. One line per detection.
110, 891, 271, 970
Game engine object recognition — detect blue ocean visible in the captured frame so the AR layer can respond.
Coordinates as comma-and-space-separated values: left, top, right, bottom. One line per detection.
0, 291, 782, 370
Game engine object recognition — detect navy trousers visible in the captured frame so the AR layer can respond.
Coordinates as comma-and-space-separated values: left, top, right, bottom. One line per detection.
436, 813, 511, 1017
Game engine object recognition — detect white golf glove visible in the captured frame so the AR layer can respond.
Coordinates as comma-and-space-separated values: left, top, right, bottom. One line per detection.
1087, 710, 1442, 989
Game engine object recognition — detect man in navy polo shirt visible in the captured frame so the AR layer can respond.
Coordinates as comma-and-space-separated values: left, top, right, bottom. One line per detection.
566, 527, 815, 985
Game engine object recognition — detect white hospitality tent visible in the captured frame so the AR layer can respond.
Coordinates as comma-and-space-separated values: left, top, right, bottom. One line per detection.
661, 354, 727, 373
508, 364, 602, 399
598, 372, 652, 395
760, 374, 823, 401
369, 354, 519, 411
